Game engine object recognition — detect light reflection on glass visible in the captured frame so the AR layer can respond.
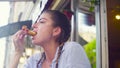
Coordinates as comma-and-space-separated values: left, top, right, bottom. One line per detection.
78, 12, 96, 42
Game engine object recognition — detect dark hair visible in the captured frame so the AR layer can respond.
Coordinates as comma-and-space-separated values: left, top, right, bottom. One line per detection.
42, 10, 71, 44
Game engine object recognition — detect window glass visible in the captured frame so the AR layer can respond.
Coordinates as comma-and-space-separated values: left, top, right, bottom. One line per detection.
77, 11, 96, 68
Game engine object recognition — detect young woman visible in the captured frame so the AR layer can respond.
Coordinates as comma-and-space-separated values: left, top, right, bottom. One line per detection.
10, 10, 91, 68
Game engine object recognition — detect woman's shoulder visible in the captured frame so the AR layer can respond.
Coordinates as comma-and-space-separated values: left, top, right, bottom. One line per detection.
64, 41, 83, 49
62, 41, 86, 54
60, 41, 91, 68
27, 53, 42, 61
65, 41, 80, 45
25, 53, 42, 64
24, 53, 42, 68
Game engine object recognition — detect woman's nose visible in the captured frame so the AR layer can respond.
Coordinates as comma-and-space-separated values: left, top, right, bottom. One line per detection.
32, 16, 39, 28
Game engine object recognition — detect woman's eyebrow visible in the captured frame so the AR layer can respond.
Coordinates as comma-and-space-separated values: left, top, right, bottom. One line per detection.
39, 18, 47, 21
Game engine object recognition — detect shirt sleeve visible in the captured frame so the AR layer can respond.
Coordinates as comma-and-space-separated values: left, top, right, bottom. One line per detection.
65, 42, 91, 68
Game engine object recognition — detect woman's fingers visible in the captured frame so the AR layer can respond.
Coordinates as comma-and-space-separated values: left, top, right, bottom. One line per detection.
14, 29, 27, 40
13, 29, 28, 53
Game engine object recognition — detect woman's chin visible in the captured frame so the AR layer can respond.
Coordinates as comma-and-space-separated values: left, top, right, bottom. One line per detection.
32, 40, 40, 46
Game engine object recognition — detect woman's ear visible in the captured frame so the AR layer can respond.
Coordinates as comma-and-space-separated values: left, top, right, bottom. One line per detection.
53, 27, 61, 37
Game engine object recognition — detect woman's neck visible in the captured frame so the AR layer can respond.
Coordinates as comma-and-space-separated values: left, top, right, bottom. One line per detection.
42, 42, 59, 63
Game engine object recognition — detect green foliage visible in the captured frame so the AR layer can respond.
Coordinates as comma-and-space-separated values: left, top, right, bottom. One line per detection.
82, 0, 98, 12
84, 39, 96, 68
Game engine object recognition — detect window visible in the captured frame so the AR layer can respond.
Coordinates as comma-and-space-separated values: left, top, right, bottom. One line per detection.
77, 10, 96, 68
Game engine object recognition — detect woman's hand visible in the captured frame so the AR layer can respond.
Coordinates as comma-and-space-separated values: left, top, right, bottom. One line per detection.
10, 29, 28, 68
13, 29, 28, 54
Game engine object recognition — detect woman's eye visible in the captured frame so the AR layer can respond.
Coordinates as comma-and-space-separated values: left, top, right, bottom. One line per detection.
39, 21, 45, 23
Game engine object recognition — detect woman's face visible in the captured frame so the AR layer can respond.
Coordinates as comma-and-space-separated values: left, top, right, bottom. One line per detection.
32, 13, 57, 45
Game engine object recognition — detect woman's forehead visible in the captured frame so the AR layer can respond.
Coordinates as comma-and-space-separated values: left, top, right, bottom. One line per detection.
39, 13, 52, 19
35, 13, 55, 24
